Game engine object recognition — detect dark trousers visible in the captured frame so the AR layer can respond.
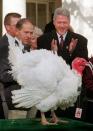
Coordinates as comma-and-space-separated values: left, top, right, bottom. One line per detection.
85, 101, 93, 123
0, 97, 5, 119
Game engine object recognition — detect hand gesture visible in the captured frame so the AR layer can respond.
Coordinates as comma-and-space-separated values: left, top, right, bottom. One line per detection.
69, 38, 78, 53
51, 39, 58, 54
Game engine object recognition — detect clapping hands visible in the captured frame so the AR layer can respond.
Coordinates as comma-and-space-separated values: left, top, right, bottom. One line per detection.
51, 39, 58, 54
69, 38, 78, 53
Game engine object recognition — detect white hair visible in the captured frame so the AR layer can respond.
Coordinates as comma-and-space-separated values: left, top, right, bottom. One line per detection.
33, 26, 43, 38
53, 7, 70, 21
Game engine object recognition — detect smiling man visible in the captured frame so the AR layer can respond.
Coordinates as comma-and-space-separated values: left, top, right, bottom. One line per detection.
37, 7, 88, 65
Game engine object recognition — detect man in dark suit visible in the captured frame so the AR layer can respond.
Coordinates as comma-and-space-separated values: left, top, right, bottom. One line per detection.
0, 13, 21, 118
37, 7, 88, 120
38, 7, 88, 65
0, 15, 35, 118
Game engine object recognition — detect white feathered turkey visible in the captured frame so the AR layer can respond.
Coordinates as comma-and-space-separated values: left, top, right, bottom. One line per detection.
8, 41, 87, 125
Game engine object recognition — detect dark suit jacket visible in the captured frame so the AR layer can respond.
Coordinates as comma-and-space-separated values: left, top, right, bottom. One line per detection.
37, 30, 88, 65
0, 35, 20, 110
44, 21, 55, 33
82, 57, 93, 99
0, 35, 30, 110
0, 34, 15, 84
0, 35, 30, 84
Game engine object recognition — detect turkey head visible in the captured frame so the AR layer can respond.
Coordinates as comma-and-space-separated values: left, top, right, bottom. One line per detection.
72, 57, 87, 76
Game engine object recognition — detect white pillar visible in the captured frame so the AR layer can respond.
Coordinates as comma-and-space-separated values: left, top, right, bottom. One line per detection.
62, 0, 93, 57
2, 0, 26, 34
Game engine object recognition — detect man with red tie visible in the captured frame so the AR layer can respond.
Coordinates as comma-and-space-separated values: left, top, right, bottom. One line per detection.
37, 7, 88, 120
37, 7, 88, 65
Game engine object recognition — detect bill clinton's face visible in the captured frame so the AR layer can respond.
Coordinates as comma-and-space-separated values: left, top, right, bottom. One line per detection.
53, 15, 70, 35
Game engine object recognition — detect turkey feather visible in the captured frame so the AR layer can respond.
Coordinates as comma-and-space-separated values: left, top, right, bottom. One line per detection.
8, 41, 82, 112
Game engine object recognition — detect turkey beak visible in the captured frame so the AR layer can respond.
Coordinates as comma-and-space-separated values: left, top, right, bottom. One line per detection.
85, 61, 89, 66
83, 59, 88, 65
81, 60, 88, 68
84, 60, 88, 65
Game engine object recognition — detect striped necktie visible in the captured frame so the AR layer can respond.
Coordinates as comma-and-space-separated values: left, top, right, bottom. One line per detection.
60, 35, 64, 49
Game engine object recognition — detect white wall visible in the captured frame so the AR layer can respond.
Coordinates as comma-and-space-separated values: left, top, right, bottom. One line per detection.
2, 0, 26, 34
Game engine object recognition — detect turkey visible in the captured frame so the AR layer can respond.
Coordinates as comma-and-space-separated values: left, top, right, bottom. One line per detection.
8, 40, 87, 125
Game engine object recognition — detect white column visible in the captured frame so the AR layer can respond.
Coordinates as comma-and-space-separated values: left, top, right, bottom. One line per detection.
2, 0, 26, 34
62, 0, 93, 57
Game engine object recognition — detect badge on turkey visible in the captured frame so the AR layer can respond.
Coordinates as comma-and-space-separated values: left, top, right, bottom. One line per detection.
75, 108, 82, 118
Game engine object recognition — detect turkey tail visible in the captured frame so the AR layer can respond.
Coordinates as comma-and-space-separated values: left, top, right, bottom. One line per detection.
12, 88, 42, 108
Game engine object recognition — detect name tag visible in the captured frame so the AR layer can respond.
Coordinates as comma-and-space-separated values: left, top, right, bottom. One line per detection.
75, 108, 82, 118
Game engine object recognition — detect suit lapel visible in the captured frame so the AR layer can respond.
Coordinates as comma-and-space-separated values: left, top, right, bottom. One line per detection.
23, 44, 30, 53
51, 30, 59, 47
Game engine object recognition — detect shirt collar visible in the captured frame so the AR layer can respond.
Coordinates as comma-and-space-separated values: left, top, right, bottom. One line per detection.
57, 32, 67, 41
15, 37, 24, 50
6, 33, 15, 42
15, 37, 21, 44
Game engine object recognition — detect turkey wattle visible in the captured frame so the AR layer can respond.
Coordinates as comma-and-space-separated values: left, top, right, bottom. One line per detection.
8, 41, 87, 125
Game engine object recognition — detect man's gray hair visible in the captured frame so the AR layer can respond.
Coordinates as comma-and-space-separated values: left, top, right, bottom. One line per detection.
53, 7, 70, 21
